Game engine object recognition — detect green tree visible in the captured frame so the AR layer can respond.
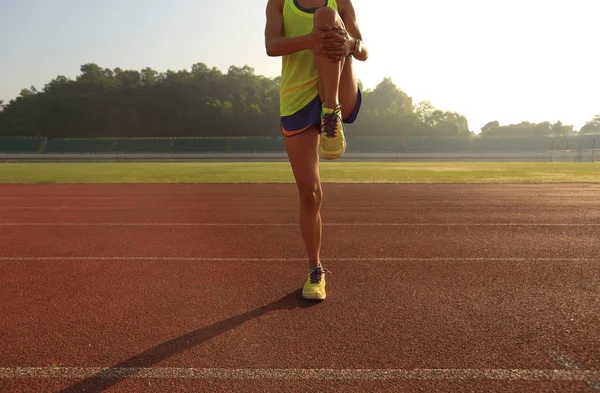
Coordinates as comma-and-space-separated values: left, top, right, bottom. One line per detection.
580, 115, 600, 135
140, 67, 160, 86
550, 121, 575, 136
353, 78, 425, 136
479, 120, 574, 137
481, 121, 500, 134
414, 101, 470, 136
0, 64, 471, 138
19, 88, 35, 98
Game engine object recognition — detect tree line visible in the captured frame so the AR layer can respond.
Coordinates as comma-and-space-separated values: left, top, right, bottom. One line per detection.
0, 63, 598, 138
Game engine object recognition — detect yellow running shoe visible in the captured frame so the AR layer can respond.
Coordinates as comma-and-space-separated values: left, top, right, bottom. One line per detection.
319, 105, 346, 160
302, 266, 330, 300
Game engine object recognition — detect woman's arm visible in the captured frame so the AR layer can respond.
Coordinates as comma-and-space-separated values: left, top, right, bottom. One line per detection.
338, 0, 369, 61
265, 0, 317, 57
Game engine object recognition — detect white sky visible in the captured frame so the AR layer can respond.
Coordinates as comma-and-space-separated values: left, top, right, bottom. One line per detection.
1, 0, 598, 133
345, 0, 599, 132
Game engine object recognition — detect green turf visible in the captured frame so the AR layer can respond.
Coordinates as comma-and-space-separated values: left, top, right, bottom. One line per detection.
0, 162, 599, 184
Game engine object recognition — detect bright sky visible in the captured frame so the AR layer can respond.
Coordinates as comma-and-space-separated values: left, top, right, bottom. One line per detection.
1, 0, 598, 133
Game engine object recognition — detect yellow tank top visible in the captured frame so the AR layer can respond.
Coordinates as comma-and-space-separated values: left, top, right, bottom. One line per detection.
280, 0, 338, 117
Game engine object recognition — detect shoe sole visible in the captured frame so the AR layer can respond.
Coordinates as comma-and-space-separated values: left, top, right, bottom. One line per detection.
302, 293, 326, 300
320, 153, 343, 160
319, 127, 347, 160
319, 142, 347, 160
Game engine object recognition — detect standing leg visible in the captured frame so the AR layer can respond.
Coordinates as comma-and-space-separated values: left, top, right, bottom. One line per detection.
284, 126, 330, 301
284, 126, 323, 270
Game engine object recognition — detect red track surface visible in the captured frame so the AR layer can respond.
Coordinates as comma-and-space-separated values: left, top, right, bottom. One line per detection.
0, 184, 598, 393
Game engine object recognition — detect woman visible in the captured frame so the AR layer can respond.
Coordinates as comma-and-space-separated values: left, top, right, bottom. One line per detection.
265, 0, 369, 300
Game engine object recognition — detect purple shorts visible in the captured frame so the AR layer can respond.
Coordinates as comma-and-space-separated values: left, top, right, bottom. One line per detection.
280, 89, 362, 137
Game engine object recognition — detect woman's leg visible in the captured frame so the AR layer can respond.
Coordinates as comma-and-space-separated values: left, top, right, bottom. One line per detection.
313, 7, 344, 111
284, 125, 331, 300
284, 126, 322, 270
313, 6, 360, 159
319, 52, 359, 121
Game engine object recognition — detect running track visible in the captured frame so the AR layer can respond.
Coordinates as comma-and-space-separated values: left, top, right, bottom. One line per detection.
0, 183, 598, 393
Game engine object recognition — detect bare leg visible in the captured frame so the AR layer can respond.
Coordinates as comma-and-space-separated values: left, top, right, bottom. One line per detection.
337, 53, 359, 120
284, 126, 323, 269
313, 7, 345, 110
319, 51, 359, 121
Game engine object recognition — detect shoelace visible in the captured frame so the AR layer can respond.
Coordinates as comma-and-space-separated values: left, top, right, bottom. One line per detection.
309, 267, 331, 284
322, 105, 342, 138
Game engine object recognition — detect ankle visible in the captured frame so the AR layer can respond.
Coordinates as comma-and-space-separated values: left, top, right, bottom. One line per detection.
322, 102, 339, 112
308, 261, 322, 270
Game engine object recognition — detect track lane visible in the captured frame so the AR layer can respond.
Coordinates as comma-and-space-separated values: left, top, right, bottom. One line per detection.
1, 183, 598, 392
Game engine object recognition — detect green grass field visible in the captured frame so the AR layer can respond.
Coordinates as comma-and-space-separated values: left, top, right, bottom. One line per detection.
0, 162, 598, 184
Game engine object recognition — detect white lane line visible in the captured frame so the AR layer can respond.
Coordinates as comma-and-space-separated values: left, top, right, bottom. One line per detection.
0, 222, 599, 227
0, 197, 297, 201
0, 367, 599, 381
549, 351, 600, 391
1, 206, 594, 211
1, 257, 598, 263
0, 206, 301, 210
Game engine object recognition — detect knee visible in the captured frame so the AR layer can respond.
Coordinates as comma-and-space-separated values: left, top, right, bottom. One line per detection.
313, 6, 340, 30
298, 183, 323, 210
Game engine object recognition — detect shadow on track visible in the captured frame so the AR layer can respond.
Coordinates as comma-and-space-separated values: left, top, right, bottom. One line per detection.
56, 289, 317, 393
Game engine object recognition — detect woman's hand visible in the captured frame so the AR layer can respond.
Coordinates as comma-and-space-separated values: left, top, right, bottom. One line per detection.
314, 25, 352, 63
